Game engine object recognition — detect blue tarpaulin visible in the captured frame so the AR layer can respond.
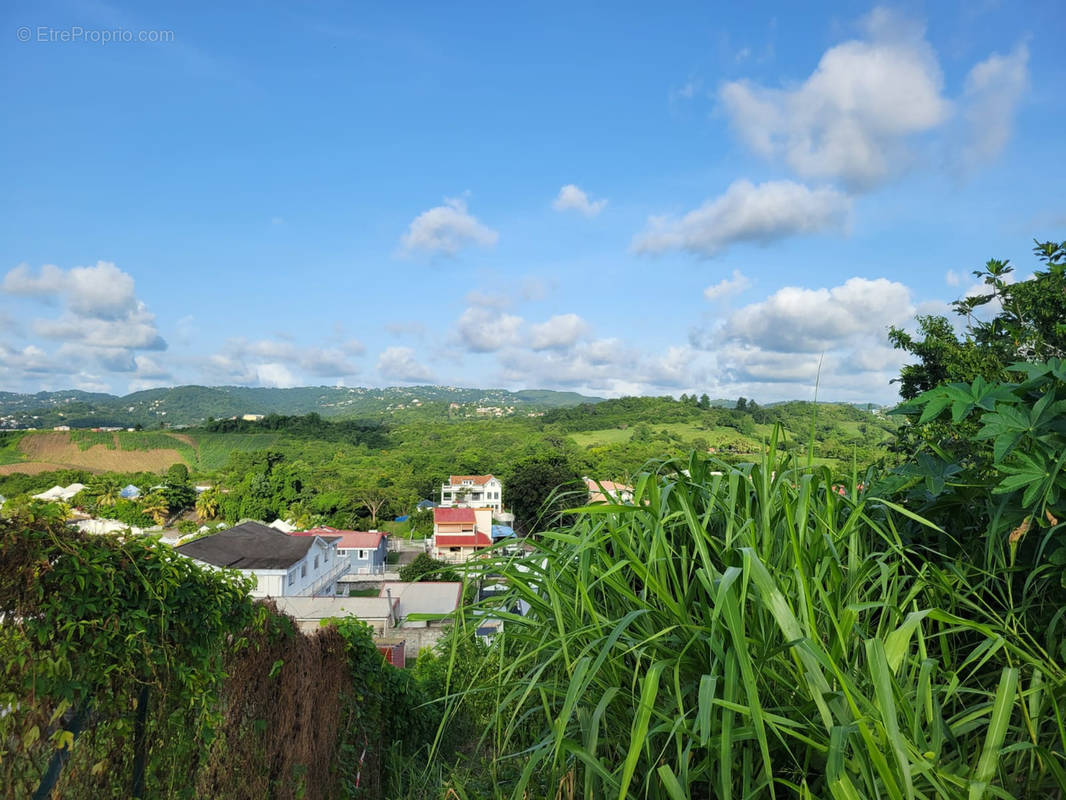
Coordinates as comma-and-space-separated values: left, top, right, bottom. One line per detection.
394, 515, 409, 522
491, 524, 516, 540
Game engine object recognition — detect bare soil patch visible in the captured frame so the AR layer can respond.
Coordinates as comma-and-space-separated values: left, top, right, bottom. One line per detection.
16, 432, 185, 473
0, 461, 75, 475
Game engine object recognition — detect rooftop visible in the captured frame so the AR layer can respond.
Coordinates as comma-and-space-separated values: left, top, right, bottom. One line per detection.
176, 521, 338, 570
379, 581, 463, 619
446, 474, 496, 486
272, 595, 397, 622
433, 506, 477, 524
293, 526, 385, 549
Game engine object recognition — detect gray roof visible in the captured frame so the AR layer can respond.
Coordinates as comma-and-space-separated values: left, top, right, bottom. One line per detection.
176, 521, 338, 570
380, 581, 463, 618
273, 596, 396, 622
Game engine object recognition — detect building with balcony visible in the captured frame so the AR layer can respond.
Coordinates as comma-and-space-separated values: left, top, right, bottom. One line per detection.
439, 474, 503, 513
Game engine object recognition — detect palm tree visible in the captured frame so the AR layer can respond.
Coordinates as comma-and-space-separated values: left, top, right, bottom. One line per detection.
141, 492, 169, 526
195, 488, 220, 522
90, 476, 121, 508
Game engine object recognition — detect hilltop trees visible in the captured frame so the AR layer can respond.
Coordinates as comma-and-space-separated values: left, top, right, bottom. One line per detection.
889, 239, 1066, 399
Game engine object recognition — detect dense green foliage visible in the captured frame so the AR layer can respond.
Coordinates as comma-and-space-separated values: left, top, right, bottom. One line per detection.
412, 445, 1066, 798
890, 240, 1066, 399
398, 553, 461, 583
0, 518, 442, 799
0, 519, 258, 796
502, 452, 585, 533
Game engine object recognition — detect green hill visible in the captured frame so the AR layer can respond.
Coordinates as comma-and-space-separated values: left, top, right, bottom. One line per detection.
0, 385, 606, 429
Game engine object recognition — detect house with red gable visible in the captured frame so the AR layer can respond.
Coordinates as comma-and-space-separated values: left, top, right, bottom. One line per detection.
440, 474, 503, 513
432, 506, 492, 562
291, 526, 388, 575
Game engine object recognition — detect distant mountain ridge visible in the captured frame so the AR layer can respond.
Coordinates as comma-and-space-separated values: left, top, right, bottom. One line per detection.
0, 385, 607, 429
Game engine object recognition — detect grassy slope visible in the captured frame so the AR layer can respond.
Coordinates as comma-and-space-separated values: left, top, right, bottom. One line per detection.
0, 432, 26, 466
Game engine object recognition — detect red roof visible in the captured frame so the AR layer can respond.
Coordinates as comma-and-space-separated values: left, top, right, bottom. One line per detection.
447, 474, 495, 485
435, 531, 493, 548
433, 507, 477, 524
291, 527, 385, 549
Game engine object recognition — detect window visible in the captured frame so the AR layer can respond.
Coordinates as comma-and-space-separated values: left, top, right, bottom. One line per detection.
450, 546, 461, 552
324, 549, 329, 562
358, 549, 368, 560
301, 563, 307, 578
314, 555, 320, 570
288, 571, 294, 586
443, 492, 452, 500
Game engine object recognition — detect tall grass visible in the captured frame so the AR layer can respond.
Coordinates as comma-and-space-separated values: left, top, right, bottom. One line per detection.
430, 442, 1066, 798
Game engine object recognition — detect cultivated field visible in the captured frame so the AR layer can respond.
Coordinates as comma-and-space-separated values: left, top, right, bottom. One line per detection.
0, 430, 289, 475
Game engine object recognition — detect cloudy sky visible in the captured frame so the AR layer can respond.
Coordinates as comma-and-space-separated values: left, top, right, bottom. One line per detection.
2, 0, 1063, 403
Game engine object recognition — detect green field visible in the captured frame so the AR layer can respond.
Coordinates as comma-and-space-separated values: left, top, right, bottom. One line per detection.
191, 432, 286, 471
569, 421, 773, 452
70, 430, 117, 450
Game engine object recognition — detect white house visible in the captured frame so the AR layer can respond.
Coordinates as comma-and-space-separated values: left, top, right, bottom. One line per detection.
175, 521, 348, 598
439, 474, 503, 513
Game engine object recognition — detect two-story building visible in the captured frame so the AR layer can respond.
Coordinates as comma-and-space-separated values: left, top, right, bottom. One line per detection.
432, 506, 492, 562
439, 475, 503, 513
176, 521, 348, 598
293, 527, 388, 575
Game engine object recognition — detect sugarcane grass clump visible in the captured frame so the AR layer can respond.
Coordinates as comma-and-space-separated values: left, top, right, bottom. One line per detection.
451, 444, 1066, 799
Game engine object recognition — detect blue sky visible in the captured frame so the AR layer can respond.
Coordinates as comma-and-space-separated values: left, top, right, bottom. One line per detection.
2, 0, 1063, 403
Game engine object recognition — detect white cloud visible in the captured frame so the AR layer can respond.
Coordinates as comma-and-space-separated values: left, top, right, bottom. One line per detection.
958, 44, 1029, 169
633, 179, 850, 258
720, 276, 913, 353
498, 339, 702, 396
2, 263, 65, 296
688, 274, 919, 401
552, 184, 608, 217
1, 261, 167, 388
209, 337, 362, 383
455, 307, 524, 352
704, 270, 751, 301
529, 313, 589, 350
718, 8, 951, 189
945, 269, 961, 287
255, 363, 297, 389
377, 346, 435, 383
399, 196, 499, 256
65, 261, 139, 319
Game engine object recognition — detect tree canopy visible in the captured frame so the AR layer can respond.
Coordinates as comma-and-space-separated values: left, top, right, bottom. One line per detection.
889, 239, 1066, 399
